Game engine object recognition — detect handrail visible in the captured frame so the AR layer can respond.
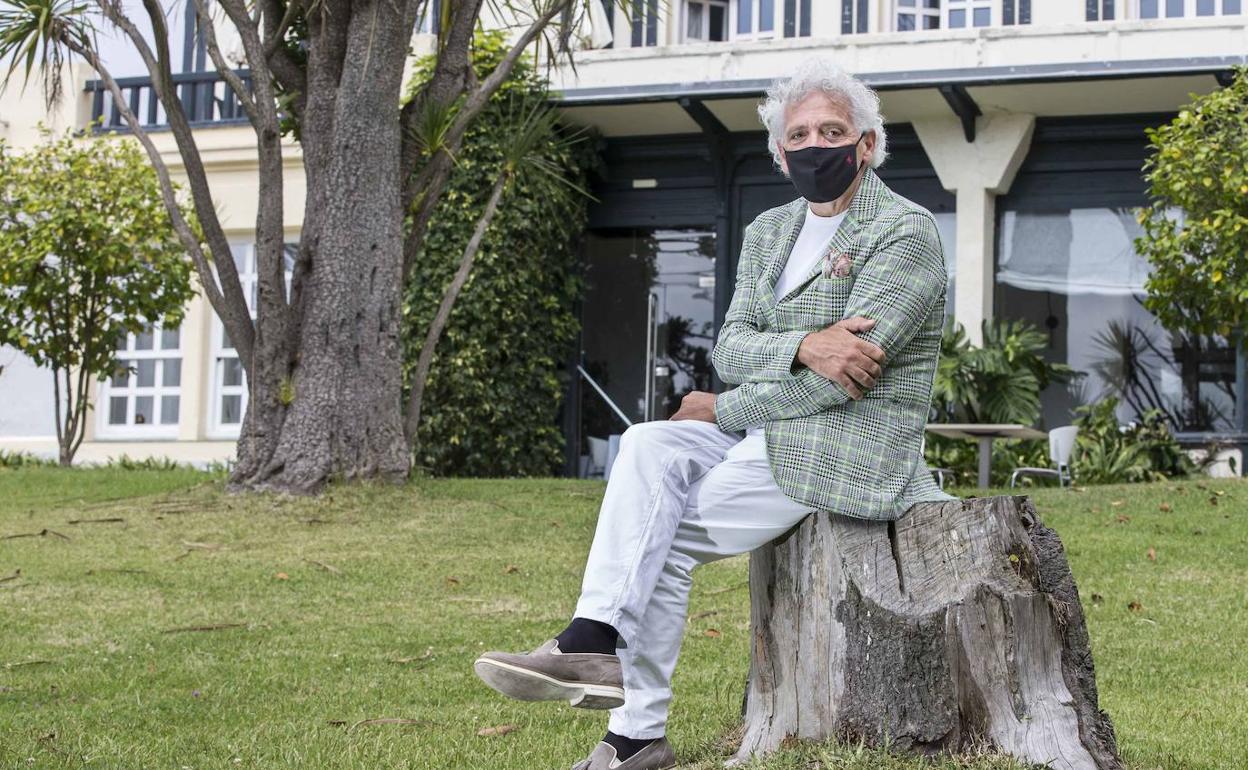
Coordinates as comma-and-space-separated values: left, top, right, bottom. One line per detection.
577, 364, 633, 428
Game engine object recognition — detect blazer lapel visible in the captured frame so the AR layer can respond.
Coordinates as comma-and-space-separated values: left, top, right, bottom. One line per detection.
757, 199, 806, 324
760, 168, 887, 319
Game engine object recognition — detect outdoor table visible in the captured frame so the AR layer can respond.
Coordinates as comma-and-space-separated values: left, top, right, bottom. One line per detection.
924, 423, 1048, 489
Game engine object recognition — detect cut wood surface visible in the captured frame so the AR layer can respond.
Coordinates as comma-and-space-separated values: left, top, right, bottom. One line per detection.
735, 495, 1121, 770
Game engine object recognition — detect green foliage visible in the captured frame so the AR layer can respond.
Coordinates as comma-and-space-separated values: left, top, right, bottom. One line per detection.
1136, 66, 1248, 340
1070, 397, 1198, 484
400, 29, 601, 476
931, 318, 1078, 426
102, 454, 187, 471
0, 128, 195, 462
0, 449, 56, 468
0, 0, 94, 107
925, 318, 1079, 486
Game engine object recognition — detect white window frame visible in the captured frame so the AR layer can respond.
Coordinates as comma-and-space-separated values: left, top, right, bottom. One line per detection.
731, 0, 777, 40
96, 324, 183, 439
894, 0, 942, 31
682, 0, 730, 41
207, 240, 295, 439
1134, 0, 1241, 17
945, 0, 993, 27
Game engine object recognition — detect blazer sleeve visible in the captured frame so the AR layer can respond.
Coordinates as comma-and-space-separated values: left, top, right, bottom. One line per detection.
714, 210, 946, 433
709, 223, 812, 385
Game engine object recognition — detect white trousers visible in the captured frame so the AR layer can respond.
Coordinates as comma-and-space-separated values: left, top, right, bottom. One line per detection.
573, 419, 816, 739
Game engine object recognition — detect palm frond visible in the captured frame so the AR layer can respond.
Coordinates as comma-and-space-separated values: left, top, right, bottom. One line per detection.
0, 0, 94, 108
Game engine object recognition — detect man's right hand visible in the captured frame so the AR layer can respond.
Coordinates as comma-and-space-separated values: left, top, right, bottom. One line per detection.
795, 317, 885, 400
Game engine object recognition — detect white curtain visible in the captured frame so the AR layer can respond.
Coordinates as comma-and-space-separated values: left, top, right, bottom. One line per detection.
996, 208, 1158, 297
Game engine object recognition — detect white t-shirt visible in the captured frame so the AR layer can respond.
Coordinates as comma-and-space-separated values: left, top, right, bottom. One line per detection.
736, 204, 848, 458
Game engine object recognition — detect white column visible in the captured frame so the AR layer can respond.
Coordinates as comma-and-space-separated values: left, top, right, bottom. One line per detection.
912, 112, 1034, 346
178, 292, 211, 441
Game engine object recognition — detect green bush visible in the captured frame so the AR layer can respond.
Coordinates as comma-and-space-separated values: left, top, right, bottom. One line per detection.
925, 318, 1074, 486
0, 450, 57, 469
1070, 397, 1200, 484
400, 30, 602, 477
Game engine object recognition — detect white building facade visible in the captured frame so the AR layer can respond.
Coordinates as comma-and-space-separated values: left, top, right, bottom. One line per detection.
0, 1, 1245, 472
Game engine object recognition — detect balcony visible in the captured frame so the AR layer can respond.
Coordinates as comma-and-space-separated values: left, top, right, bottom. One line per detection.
84, 70, 254, 132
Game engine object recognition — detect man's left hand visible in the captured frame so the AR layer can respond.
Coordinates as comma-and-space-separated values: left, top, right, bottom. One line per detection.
670, 391, 717, 423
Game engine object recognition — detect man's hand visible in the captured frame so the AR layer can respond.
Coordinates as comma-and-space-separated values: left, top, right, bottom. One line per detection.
796, 317, 885, 400
670, 391, 717, 423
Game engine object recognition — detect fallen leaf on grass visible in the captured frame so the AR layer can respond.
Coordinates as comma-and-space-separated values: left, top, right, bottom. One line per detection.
445, 576, 461, 587
160, 623, 246, 634
349, 718, 424, 730
1147, 548, 1157, 562
303, 558, 342, 575
391, 647, 434, 665
1110, 500, 1125, 507
689, 610, 719, 621
1127, 601, 1143, 612
1159, 503, 1172, 513
503, 564, 519, 574
1091, 593, 1103, 605
1115, 514, 1131, 524
2, 660, 52, 669
477, 724, 518, 737
1, 529, 70, 541
703, 628, 722, 638
1208, 496, 1218, 506
274, 572, 290, 580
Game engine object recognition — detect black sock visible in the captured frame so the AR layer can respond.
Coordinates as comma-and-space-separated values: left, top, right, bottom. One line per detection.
554, 617, 619, 654
604, 731, 657, 762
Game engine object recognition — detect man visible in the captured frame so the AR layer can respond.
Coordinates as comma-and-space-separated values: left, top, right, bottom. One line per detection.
472, 58, 955, 770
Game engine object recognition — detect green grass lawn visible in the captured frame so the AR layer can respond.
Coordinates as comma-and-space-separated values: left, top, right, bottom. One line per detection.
1, 468, 1245, 770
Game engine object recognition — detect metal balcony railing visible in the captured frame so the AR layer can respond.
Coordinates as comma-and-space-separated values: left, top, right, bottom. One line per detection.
84, 69, 254, 132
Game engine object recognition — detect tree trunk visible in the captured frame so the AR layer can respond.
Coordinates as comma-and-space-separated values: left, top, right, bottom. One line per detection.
735, 495, 1122, 770
227, 0, 413, 493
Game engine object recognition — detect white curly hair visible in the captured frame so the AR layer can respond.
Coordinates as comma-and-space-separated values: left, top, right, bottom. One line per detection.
758, 58, 889, 176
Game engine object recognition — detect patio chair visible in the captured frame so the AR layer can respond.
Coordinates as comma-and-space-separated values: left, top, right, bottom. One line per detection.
1009, 425, 1078, 488
921, 435, 957, 489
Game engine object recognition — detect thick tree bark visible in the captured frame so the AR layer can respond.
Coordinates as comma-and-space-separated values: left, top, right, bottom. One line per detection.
229, 0, 415, 492
736, 496, 1122, 770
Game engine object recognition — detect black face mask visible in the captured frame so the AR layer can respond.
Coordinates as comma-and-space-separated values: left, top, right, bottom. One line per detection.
784, 133, 866, 203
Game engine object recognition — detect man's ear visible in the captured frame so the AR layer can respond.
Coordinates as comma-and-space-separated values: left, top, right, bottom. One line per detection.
860, 130, 877, 167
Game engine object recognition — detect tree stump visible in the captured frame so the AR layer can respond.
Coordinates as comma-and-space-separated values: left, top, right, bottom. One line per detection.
733, 496, 1122, 770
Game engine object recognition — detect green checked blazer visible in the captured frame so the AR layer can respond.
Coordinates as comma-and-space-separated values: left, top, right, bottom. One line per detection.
711, 167, 956, 521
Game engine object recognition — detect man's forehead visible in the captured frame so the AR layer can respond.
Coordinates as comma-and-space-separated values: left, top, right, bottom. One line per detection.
783, 93, 852, 129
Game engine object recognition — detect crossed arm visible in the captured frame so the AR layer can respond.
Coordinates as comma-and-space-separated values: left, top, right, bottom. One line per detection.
711, 211, 947, 433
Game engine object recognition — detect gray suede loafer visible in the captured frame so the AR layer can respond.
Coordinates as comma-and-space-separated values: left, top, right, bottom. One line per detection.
570, 738, 677, 770
473, 639, 625, 709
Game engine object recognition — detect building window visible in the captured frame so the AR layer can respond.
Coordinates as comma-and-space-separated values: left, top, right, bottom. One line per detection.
631, 0, 660, 46
685, 0, 729, 40
737, 0, 776, 37
782, 0, 812, 36
209, 241, 296, 438
995, 206, 1235, 433
98, 324, 182, 438
1140, 0, 1240, 16
1002, 0, 1031, 24
1087, 0, 1115, 19
946, 0, 993, 27
841, 0, 869, 32
897, 0, 941, 30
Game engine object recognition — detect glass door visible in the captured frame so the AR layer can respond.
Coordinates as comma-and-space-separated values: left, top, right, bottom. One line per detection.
577, 227, 718, 474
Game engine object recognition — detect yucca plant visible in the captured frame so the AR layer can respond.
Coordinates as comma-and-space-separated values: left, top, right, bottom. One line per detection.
931, 318, 1078, 425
